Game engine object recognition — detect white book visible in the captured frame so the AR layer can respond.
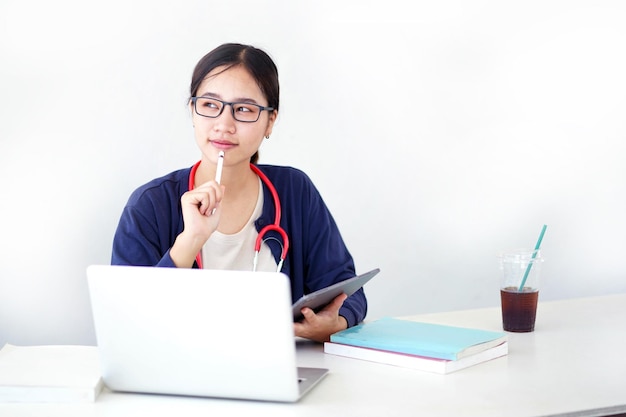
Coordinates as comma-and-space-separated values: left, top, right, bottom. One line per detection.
324, 341, 508, 374
0, 344, 103, 403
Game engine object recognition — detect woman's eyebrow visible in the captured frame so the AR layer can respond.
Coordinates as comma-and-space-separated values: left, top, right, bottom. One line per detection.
198, 92, 221, 99
197, 92, 260, 104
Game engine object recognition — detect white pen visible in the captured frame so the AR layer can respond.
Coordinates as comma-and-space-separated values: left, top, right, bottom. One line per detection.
215, 151, 225, 184
211, 151, 224, 215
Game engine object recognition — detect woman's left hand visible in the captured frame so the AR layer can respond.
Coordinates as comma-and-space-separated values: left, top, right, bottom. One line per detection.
293, 293, 348, 343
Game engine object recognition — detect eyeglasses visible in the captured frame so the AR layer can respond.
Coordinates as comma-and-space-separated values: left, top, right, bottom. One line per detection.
191, 96, 274, 123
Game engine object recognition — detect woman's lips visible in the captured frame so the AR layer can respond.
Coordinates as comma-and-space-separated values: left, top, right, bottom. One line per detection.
210, 140, 236, 150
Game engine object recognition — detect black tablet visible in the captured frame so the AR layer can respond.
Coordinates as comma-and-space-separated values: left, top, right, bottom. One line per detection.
292, 268, 380, 321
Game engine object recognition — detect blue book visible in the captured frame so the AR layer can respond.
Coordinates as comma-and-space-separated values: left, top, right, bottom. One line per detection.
330, 317, 507, 361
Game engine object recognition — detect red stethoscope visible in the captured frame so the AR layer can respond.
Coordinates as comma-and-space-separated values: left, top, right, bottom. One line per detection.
188, 160, 289, 272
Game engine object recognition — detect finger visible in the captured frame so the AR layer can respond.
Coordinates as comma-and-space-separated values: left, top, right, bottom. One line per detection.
181, 191, 208, 215
198, 192, 215, 216
197, 183, 225, 215
209, 185, 226, 216
300, 307, 317, 322
326, 293, 348, 312
185, 187, 221, 216
195, 180, 224, 194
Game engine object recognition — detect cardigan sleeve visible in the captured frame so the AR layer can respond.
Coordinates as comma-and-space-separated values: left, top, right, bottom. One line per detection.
111, 171, 187, 268
111, 205, 177, 267
263, 165, 368, 327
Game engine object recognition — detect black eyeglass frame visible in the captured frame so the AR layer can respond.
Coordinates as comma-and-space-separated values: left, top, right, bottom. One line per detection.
190, 96, 275, 123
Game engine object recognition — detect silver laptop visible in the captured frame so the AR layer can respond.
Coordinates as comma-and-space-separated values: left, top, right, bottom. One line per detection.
86, 265, 328, 402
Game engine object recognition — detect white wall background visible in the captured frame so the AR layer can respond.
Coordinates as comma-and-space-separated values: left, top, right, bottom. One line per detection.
1, 0, 625, 347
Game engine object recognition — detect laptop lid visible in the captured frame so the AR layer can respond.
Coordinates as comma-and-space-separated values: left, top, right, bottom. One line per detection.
86, 265, 328, 403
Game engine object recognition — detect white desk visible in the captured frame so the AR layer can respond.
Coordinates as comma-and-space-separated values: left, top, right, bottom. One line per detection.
2, 293, 626, 417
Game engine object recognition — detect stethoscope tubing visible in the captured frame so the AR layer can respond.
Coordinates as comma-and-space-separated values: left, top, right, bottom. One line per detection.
188, 161, 289, 271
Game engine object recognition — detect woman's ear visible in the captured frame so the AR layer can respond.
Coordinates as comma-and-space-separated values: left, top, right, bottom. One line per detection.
189, 100, 195, 117
265, 109, 278, 138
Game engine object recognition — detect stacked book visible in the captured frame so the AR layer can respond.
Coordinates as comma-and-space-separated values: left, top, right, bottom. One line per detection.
0, 344, 103, 403
324, 317, 508, 374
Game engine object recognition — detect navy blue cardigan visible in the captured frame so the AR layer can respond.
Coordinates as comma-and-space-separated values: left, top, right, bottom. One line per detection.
111, 164, 367, 327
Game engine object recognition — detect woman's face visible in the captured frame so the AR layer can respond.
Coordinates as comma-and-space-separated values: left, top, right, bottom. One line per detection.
191, 64, 276, 167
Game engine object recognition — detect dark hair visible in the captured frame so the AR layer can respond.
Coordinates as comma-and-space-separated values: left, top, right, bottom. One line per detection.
189, 43, 279, 164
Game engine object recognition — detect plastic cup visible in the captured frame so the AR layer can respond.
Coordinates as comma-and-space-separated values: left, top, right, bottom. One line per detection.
498, 249, 543, 332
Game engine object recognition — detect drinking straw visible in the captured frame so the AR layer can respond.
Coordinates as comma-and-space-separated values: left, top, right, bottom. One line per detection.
518, 224, 547, 292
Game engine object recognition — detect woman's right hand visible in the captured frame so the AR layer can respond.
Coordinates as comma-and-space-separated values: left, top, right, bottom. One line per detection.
170, 180, 225, 267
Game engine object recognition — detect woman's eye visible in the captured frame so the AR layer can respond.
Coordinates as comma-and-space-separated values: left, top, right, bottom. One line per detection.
235, 105, 252, 113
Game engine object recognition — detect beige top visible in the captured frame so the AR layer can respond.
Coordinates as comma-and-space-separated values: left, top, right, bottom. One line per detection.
201, 178, 277, 272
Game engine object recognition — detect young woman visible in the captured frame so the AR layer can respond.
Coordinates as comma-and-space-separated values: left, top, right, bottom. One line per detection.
111, 43, 367, 342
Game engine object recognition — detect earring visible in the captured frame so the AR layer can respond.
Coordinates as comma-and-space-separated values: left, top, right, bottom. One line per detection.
265, 135, 270, 139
